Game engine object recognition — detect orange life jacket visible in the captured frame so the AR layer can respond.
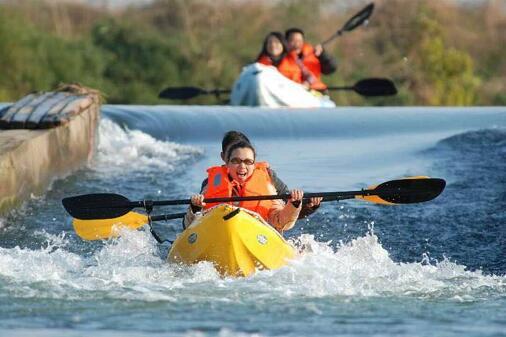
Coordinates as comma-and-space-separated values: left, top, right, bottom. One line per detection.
203, 162, 274, 221
295, 43, 327, 91
257, 55, 302, 83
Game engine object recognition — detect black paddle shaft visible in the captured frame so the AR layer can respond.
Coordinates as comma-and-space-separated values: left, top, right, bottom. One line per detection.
321, 3, 375, 46
158, 87, 231, 100
61, 178, 445, 220
160, 78, 397, 101
145, 178, 446, 223
62, 192, 359, 220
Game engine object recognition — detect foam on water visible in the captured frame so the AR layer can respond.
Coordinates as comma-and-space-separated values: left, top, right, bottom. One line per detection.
0, 232, 84, 298
285, 233, 505, 300
94, 119, 203, 175
1, 223, 504, 304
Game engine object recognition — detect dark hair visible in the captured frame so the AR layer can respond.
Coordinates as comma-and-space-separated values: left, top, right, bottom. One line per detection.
225, 140, 256, 162
285, 27, 305, 40
222, 131, 250, 153
256, 31, 288, 64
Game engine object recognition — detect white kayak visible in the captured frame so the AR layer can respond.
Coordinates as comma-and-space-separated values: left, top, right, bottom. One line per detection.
230, 63, 336, 108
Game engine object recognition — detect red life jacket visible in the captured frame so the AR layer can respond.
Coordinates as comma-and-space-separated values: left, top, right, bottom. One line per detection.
295, 43, 327, 91
203, 162, 274, 221
257, 55, 302, 83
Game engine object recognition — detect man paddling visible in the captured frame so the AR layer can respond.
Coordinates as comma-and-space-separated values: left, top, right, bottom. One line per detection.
285, 28, 337, 92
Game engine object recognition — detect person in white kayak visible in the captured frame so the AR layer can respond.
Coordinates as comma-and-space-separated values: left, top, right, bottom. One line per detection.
256, 31, 305, 85
256, 32, 289, 68
256, 30, 337, 93
285, 27, 337, 92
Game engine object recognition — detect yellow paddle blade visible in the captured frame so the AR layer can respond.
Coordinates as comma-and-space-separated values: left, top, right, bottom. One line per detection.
355, 176, 430, 205
73, 211, 149, 240
356, 194, 395, 205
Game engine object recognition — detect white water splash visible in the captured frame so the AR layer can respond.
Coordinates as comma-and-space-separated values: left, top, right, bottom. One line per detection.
95, 119, 203, 174
271, 233, 506, 300
0, 240, 84, 300
0, 227, 504, 302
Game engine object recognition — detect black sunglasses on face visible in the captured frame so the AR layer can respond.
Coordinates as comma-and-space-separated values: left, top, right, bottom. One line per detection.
229, 157, 255, 165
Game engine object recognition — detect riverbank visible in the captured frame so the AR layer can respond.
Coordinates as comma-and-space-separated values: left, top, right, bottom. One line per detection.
0, 85, 101, 215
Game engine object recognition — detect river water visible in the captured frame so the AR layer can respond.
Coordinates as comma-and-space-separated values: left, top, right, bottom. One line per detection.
0, 106, 505, 336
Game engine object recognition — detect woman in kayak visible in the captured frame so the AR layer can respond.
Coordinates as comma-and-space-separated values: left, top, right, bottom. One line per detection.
257, 32, 288, 67
221, 131, 321, 216
256, 32, 301, 84
185, 140, 308, 233
188, 130, 321, 228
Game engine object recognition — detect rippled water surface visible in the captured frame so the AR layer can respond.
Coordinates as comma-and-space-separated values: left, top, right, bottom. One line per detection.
0, 106, 505, 336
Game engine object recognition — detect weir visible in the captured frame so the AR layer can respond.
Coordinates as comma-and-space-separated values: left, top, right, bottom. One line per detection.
102, 105, 506, 143
0, 84, 101, 215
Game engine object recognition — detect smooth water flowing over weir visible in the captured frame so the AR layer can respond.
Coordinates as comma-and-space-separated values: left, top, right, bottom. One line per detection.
0, 105, 505, 337
103, 105, 506, 142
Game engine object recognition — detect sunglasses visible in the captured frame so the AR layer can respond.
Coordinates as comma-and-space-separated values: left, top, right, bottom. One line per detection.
229, 157, 255, 165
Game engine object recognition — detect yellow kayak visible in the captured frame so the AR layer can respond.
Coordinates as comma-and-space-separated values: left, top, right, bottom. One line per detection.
167, 204, 295, 277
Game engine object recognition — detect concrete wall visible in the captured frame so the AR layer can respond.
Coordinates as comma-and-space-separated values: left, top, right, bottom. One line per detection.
0, 99, 100, 216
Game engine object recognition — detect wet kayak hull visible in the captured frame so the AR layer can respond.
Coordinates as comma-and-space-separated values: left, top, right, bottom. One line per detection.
167, 204, 295, 277
230, 63, 336, 108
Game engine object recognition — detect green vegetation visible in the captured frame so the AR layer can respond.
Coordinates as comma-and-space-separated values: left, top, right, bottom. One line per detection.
0, 0, 504, 105
414, 11, 481, 105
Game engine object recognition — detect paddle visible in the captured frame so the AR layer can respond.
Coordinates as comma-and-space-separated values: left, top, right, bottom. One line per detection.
158, 87, 231, 100
327, 78, 397, 96
72, 211, 187, 241
159, 4, 376, 102
321, 2, 375, 47
63, 177, 445, 220
70, 176, 445, 241
159, 78, 396, 100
